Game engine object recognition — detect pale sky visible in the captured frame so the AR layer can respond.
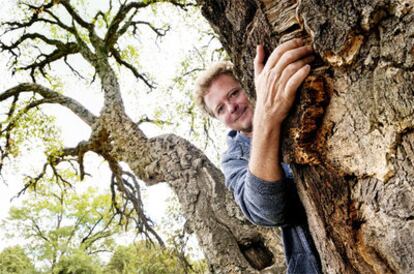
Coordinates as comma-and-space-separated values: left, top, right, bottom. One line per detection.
0, 0, 226, 256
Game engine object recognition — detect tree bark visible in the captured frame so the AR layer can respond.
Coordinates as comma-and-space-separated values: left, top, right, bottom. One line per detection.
197, 0, 414, 273
3, 1, 414, 273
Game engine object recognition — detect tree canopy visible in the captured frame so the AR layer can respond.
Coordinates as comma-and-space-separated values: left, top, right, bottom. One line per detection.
0, 0, 223, 271
4, 183, 120, 271
0, 246, 37, 274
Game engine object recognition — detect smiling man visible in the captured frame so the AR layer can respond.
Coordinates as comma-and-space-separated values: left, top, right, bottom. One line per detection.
194, 39, 322, 273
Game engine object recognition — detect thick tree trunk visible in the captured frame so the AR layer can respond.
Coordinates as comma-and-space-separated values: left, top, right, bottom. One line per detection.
197, 0, 414, 273
98, 102, 287, 272
5, 1, 412, 273
113, 125, 288, 272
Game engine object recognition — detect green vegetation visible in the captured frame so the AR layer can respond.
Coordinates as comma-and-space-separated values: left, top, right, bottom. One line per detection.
1, 181, 206, 273
105, 242, 206, 274
0, 246, 37, 274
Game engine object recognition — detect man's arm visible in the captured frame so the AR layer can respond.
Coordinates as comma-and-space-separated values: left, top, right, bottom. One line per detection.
222, 39, 314, 227
249, 39, 314, 182
222, 148, 291, 226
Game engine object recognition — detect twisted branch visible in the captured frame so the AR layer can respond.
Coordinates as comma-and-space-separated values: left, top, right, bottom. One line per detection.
110, 46, 155, 88
1, 83, 97, 126
108, 160, 165, 247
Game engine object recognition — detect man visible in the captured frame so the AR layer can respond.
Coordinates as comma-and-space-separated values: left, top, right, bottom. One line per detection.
194, 39, 322, 273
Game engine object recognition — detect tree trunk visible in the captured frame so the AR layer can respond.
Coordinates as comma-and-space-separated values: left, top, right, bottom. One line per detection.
106, 114, 288, 273
197, 0, 414, 273
3, 1, 413, 273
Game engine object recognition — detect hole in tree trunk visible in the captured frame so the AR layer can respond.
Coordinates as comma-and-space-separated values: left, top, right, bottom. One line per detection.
239, 239, 274, 270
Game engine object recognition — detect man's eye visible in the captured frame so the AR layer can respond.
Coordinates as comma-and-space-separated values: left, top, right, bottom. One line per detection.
230, 89, 239, 97
217, 106, 223, 114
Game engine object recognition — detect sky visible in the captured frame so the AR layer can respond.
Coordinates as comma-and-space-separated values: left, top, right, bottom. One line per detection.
0, 0, 226, 257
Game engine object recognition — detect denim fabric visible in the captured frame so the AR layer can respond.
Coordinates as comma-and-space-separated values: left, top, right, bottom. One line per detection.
221, 130, 322, 274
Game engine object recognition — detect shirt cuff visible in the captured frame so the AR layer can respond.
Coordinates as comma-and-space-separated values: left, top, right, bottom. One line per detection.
246, 170, 289, 195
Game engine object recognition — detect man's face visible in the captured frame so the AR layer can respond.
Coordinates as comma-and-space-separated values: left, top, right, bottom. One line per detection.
204, 74, 253, 135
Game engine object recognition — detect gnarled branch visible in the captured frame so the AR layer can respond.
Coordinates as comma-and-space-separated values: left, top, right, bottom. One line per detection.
110, 46, 155, 89
108, 159, 164, 247
1, 83, 97, 126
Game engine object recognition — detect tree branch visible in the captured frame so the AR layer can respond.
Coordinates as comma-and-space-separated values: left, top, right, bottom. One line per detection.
80, 215, 104, 246
30, 217, 51, 243
108, 159, 164, 247
1, 83, 97, 126
43, 10, 76, 34
1, 1, 55, 33
59, 0, 94, 30
126, 20, 170, 38
136, 115, 173, 126
13, 139, 94, 199
1, 33, 65, 49
104, 1, 148, 48
0, 31, 81, 81
0, 95, 19, 173
25, 43, 80, 81
63, 56, 87, 80
110, 47, 155, 89
104, 0, 193, 49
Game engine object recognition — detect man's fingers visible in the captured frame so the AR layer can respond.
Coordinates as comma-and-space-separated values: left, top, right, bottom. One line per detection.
254, 45, 265, 78
277, 55, 314, 91
273, 45, 313, 78
283, 64, 311, 99
264, 38, 304, 72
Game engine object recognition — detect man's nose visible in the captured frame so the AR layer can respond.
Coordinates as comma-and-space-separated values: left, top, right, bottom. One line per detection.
227, 102, 237, 113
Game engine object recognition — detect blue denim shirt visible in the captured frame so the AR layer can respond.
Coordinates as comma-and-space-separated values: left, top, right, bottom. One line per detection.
222, 130, 322, 274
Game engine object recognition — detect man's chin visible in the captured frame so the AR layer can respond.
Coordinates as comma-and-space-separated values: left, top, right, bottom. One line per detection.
240, 125, 253, 136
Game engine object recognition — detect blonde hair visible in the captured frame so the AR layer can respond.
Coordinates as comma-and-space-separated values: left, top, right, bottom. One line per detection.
194, 61, 234, 117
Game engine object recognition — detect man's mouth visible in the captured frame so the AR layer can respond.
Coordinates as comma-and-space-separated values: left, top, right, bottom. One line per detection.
234, 108, 246, 122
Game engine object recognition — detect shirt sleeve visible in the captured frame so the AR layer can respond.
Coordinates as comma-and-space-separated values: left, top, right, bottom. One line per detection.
222, 150, 292, 226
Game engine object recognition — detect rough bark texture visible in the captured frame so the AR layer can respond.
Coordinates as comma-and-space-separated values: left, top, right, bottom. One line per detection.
197, 0, 414, 273
3, 1, 414, 273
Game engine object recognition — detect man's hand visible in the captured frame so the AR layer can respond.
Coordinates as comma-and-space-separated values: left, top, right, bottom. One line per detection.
253, 39, 314, 128
248, 39, 314, 182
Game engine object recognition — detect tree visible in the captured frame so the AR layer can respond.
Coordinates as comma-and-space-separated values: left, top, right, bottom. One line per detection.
3, 183, 121, 272
104, 241, 206, 274
53, 249, 103, 274
0, 1, 285, 273
8, 0, 413, 273
196, 0, 414, 273
0, 246, 37, 274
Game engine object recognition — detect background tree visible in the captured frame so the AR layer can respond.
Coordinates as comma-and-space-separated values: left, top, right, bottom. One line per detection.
0, 246, 37, 274
53, 249, 103, 274
104, 241, 206, 274
0, 0, 285, 273
196, 0, 414, 273
3, 181, 121, 272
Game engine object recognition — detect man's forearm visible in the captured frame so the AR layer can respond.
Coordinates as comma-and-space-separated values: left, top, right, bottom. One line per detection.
248, 40, 313, 182
248, 123, 284, 182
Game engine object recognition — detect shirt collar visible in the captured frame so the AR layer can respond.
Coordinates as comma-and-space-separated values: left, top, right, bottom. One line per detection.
227, 130, 251, 145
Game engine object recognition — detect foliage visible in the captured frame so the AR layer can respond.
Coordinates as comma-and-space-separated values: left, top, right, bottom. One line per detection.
3, 182, 120, 272
104, 241, 206, 274
53, 249, 103, 274
0, 246, 37, 274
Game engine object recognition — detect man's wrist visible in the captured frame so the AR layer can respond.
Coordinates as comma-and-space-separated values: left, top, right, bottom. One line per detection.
252, 122, 282, 142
